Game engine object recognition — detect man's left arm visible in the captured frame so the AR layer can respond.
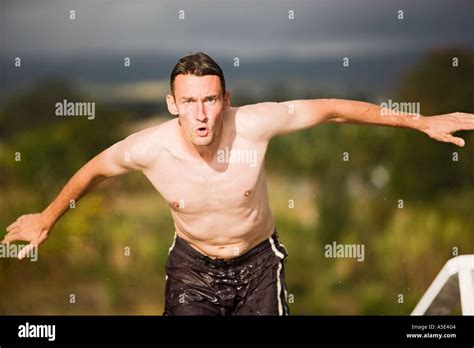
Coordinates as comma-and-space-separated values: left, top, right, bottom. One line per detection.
247, 99, 474, 147
322, 99, 474, 147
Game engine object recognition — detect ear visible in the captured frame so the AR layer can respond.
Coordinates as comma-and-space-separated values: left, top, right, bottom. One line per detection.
166, 94, 179, 116
223, 90, 231, 110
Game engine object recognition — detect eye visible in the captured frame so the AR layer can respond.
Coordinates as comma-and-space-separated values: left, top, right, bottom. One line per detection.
206, 98, 216, 104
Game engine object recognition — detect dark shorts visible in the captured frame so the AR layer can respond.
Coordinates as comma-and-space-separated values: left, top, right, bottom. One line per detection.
163, 230, 289, 316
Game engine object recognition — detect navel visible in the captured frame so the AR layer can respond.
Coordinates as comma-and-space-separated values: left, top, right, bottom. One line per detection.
244, 190, 251, 197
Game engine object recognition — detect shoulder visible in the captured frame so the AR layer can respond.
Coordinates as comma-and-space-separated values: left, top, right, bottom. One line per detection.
120, 118, 177, 169
231, 102, 289, 141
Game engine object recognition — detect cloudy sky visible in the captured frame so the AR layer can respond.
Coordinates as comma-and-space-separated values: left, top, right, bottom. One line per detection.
4, 0, 473, 58
1, 0, 473, 100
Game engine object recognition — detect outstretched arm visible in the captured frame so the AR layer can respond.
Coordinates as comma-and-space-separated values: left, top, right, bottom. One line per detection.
2, 131, 153, 259
240, 99, 474, 147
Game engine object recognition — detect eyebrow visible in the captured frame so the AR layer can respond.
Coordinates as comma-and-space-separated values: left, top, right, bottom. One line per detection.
180, 95, 218, 101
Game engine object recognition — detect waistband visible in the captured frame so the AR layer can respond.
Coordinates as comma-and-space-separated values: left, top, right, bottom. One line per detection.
171, 230, 283, 269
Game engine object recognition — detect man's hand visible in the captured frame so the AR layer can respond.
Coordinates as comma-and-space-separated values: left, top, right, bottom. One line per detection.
2, 213, 50, 259
420, 112, 474, 147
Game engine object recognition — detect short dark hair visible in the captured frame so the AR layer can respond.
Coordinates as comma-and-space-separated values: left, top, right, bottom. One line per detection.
170, 52, 226, 97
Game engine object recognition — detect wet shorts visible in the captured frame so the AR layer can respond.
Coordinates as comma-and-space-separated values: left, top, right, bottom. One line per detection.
163, 230, 289, 316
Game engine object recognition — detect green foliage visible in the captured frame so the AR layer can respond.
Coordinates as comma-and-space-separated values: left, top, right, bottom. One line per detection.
391, 48, 474, 199
1, 48, 474, 314
399, 48, 474, 115
0, 80, 126, 196
0, 80, 78, 139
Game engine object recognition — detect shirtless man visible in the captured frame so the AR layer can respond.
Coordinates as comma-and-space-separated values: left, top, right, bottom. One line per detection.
3, 52, 474, 315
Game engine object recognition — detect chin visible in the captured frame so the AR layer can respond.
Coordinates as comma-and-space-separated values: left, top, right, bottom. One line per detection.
192, 136, 213, 146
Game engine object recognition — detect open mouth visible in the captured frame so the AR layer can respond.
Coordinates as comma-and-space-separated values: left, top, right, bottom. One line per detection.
196, 127, 209, 137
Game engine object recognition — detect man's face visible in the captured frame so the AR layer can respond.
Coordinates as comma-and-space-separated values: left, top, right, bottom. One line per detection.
167, 74, 230, 147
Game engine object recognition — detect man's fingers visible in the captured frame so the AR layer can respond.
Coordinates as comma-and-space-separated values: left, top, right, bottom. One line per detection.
433, 133, 465, 147
457, 117, 474, 130
2, 230, 19, 242
5, 225, 20, 236
2, 231, 22, 244
6, 215, 30, 232
446, 135, 465, 147
454, 137, 465, 147
456, 113, 474, 129
18, 243, 36, 260
6, 221, 19, 232
461, 121, 474, 131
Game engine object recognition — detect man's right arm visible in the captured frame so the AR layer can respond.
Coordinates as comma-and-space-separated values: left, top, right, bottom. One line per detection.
41, 135, 147, 229
2, 131, 153, 258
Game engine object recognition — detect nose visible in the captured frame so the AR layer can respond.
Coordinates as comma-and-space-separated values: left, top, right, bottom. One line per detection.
196, 101, 207, 122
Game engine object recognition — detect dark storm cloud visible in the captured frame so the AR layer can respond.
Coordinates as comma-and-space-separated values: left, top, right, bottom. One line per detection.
3, 0, 473, 60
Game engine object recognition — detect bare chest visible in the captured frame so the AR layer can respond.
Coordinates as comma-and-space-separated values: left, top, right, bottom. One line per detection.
143, 142, 268, 213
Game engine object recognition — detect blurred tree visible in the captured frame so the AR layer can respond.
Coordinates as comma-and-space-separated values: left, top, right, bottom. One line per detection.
399, 47, 474, 115
0, 80, 77, 139
0, 80, 129, 196
390, 47, 474, 200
